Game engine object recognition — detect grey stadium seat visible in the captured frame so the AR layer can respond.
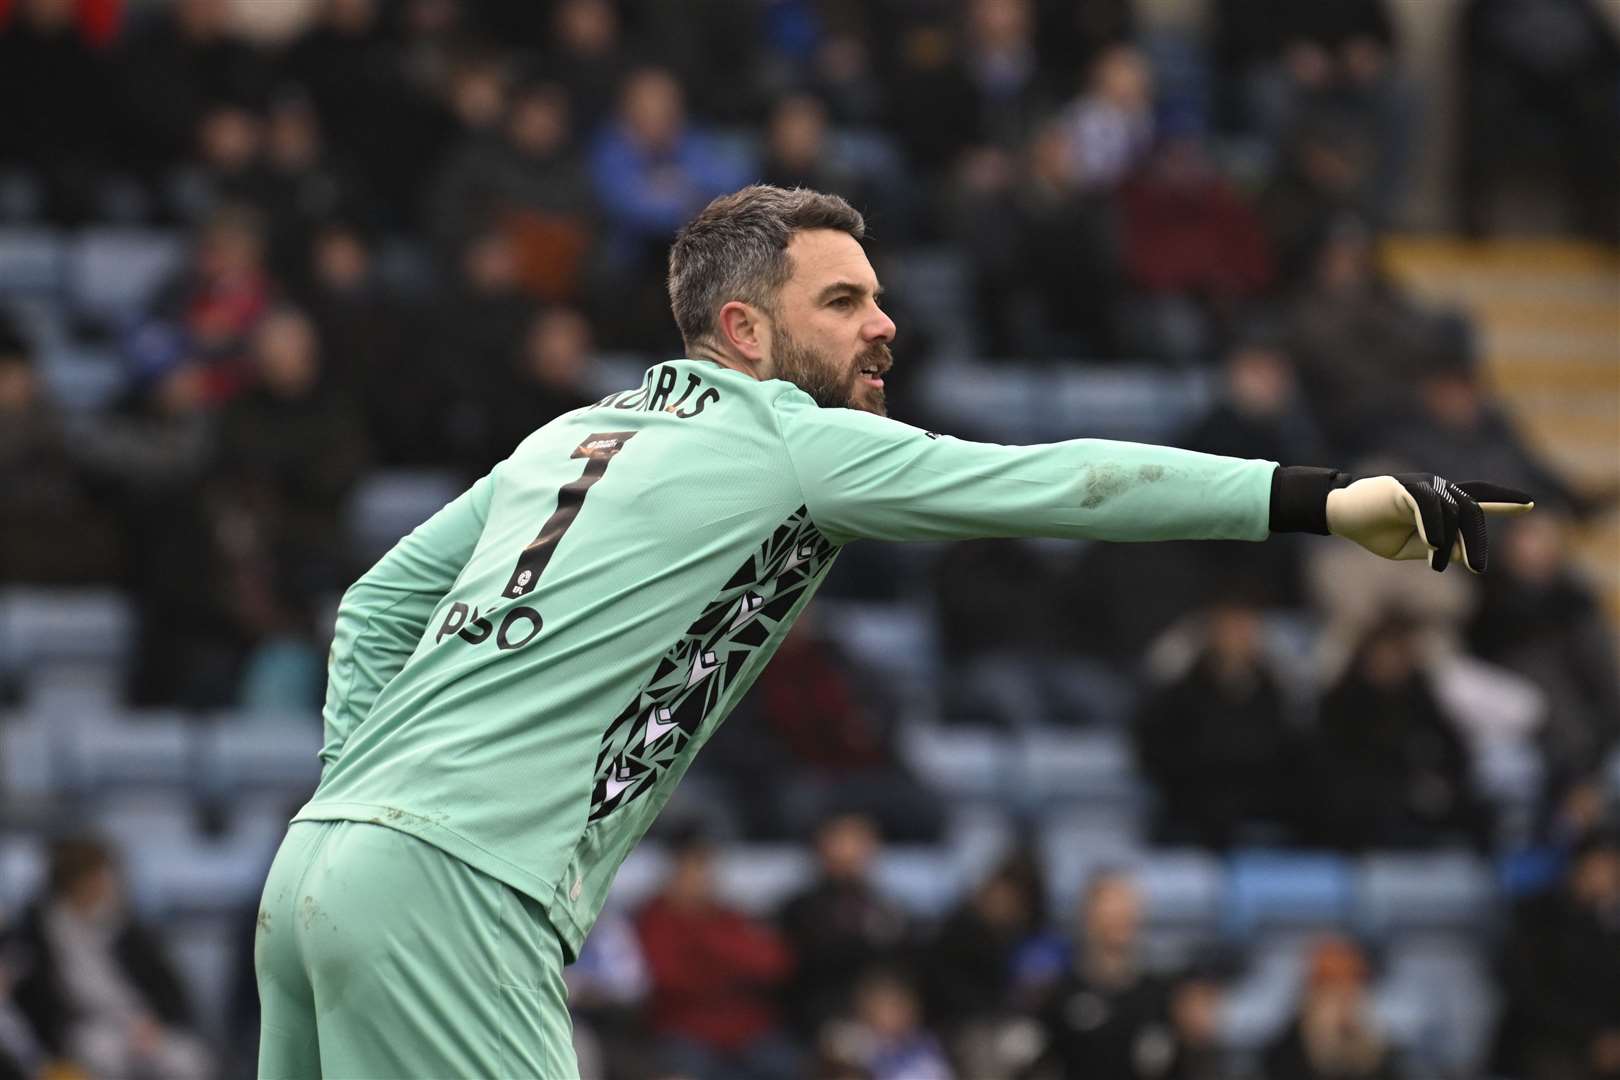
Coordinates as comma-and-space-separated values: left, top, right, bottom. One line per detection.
0, 587, 134, 674
714, 846, 812, 915
0, 228, 64, 294
1225, 851, 1353, 938
346, 469, 465, 563
1355, 852, 1496, 939
197, 714, 323, 797
67, 228, 185, 324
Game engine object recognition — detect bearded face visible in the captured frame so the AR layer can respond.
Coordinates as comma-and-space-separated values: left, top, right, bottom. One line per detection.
771, 316, 891, 416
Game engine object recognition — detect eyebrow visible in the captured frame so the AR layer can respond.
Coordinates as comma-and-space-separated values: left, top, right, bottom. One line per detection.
816, 281, 885, 303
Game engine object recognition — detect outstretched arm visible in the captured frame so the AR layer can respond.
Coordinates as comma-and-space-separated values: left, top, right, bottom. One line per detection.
320, 472, 496, 768
777, 397, 1532, 567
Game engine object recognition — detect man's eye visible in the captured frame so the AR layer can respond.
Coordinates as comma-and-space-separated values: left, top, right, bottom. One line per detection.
830, 297, 854, 310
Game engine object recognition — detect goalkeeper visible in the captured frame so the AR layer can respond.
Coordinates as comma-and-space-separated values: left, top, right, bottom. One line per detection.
254, 185, 1531, 1078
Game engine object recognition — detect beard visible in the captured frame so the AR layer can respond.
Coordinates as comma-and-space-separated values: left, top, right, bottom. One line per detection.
772, 321, 891, 416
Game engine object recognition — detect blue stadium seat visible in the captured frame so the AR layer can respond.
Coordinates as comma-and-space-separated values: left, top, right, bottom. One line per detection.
1040, 808, 1145, 915
1374, 935, 1499, 1072
919, 359, 1041, 443
39, 344, 128, 412
1355, 852, 1495, 939
1020, 726, 1140, 805
1219, 934, 1313, 1052
346, 470, 465, 562
1044, 366, 1212, 443
67, 228, 185, 324
0, 712, 60, 802
0, 587, 134, 674
942, 804, 1016, 885
61, 711, 195, 794
814, 600, 940, 697
874, 846, 965, 919
714, 845, 812, 915
124, 833, 273, 916
89, 790, 201, 852
0, 833, 45, 919
0, 228, 65, 294
1224, 851, 1353, 938
1137, 849, 1226, 930
897, 722, 1015, 802
606, 844, 672, 913
197, 714, 323, 798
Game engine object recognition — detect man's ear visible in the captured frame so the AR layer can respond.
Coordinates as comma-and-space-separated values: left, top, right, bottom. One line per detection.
717, 300, 768, 363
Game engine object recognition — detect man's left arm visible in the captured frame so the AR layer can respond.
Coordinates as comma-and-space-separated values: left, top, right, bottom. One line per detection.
320, 471, 496, 768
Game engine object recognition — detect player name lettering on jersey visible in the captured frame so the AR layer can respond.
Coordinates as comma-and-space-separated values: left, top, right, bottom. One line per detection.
592, 364, 722, 419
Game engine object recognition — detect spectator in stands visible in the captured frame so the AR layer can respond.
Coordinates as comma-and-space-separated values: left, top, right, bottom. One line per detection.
1467, 513, 1620, 774
119, 0, 273, 178
212, 306, 368, 707
0, 0, 117, 223
1377, 358, 1614, 523
759, 94, 868, 219
1263, 936, 1405, 1080
168, 100, 274, 222
297, 221, 439, 465
636, 828, 800, 1080
4, 836, 212, 1079
0, 316, 122, 584
429, 79, 595, 302
1032, 870, 1190, 1079
1305, 613, 1490, 851
925, 854, 1048, 1071
1179, 330, 1330, 482
259, 87, 370, 284
1284, 215, 1447, 457
1494, 830, 1620, 1080
818, 969, 952, 1080
473, 304, 599, 472
0, 942, 53, 1080
1134, 595, 1299, 849
1457, 0, 1620, 242
952, 118, 1123, 358
423, 227, 538, 469
1119, 118, 1275, 365
589, 65, 747, 349
565, 907, 654, 1080
727, 614, 942, 841
541, 0, 630, 137
1259, 114, 1381, 281
1500, 773, 1614, 900
778, 813, 911, 1038
138, 203, 273, 407
1057, 44, 1155, 192
1213, 0, 1411, 218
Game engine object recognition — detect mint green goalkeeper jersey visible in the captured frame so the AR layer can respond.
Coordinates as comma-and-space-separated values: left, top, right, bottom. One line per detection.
295, 358, 1279, 959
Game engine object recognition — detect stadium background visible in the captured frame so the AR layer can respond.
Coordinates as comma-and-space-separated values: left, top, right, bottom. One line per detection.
0, 0, 1617, 1077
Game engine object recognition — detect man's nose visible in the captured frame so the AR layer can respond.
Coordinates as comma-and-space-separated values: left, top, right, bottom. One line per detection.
865, 307, 896, 343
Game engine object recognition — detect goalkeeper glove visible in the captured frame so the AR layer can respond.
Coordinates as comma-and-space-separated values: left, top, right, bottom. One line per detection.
1270, 467, 1534, 573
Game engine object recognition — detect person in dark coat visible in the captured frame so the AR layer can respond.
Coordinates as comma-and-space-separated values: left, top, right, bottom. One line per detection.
1263, 937, 1406, 1080
3, 836, 212, 1079
1492, 830, 1620, 1080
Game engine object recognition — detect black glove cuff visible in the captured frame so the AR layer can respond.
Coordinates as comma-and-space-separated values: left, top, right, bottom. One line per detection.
1269, 466, 1353, 535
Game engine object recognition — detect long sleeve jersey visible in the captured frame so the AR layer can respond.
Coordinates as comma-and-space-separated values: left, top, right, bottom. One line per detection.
295, 358, 1277, 959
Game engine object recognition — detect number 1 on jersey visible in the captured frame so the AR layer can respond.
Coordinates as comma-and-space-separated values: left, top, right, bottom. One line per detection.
503, 431, 636, 599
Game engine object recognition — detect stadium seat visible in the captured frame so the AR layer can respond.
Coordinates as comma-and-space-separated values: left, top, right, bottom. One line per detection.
880, 250, 978, 360
607, 844, 671, 913
346, 470, 466, 562
814, 600, 941, 697
0, 587, 134, 674
164, 913, 244, 1042
942, 804, 1016, 885
920, 359, 1040, 443
197, 714, 323, 798
0, 227, 64, 294
1045, 366, 1212, 443
1020, 726, 1140, 806
0, 833, 45, 918
125, 834, 272, 916
0, 712, 60, 802
67, 228, 185, 324
1219, 934, 1313, 1052
873, 846, 964, 919
1374, 935, 1499, 1072
1039, 808, 1144, 914
1224, 851, 1353, 938
714, 845, 812, 915
1137, 849, 1226, 930
89, 790, 202, 853
60, 711, 196, 794
897, 722, 1015, 802
39, 344, 128, 412
1355, 852, 1495, 939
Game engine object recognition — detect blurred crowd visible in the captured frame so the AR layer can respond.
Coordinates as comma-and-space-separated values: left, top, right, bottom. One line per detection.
1, 0, 1618, 1077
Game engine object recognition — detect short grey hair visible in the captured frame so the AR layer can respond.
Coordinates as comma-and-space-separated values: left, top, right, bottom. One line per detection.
667, 185, 865, 350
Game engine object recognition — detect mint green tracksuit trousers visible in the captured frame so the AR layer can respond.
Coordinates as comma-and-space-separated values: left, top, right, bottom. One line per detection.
254, 819, 578, 1078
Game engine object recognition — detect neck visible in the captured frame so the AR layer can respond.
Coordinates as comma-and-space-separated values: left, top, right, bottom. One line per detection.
689, 343, 760, 381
